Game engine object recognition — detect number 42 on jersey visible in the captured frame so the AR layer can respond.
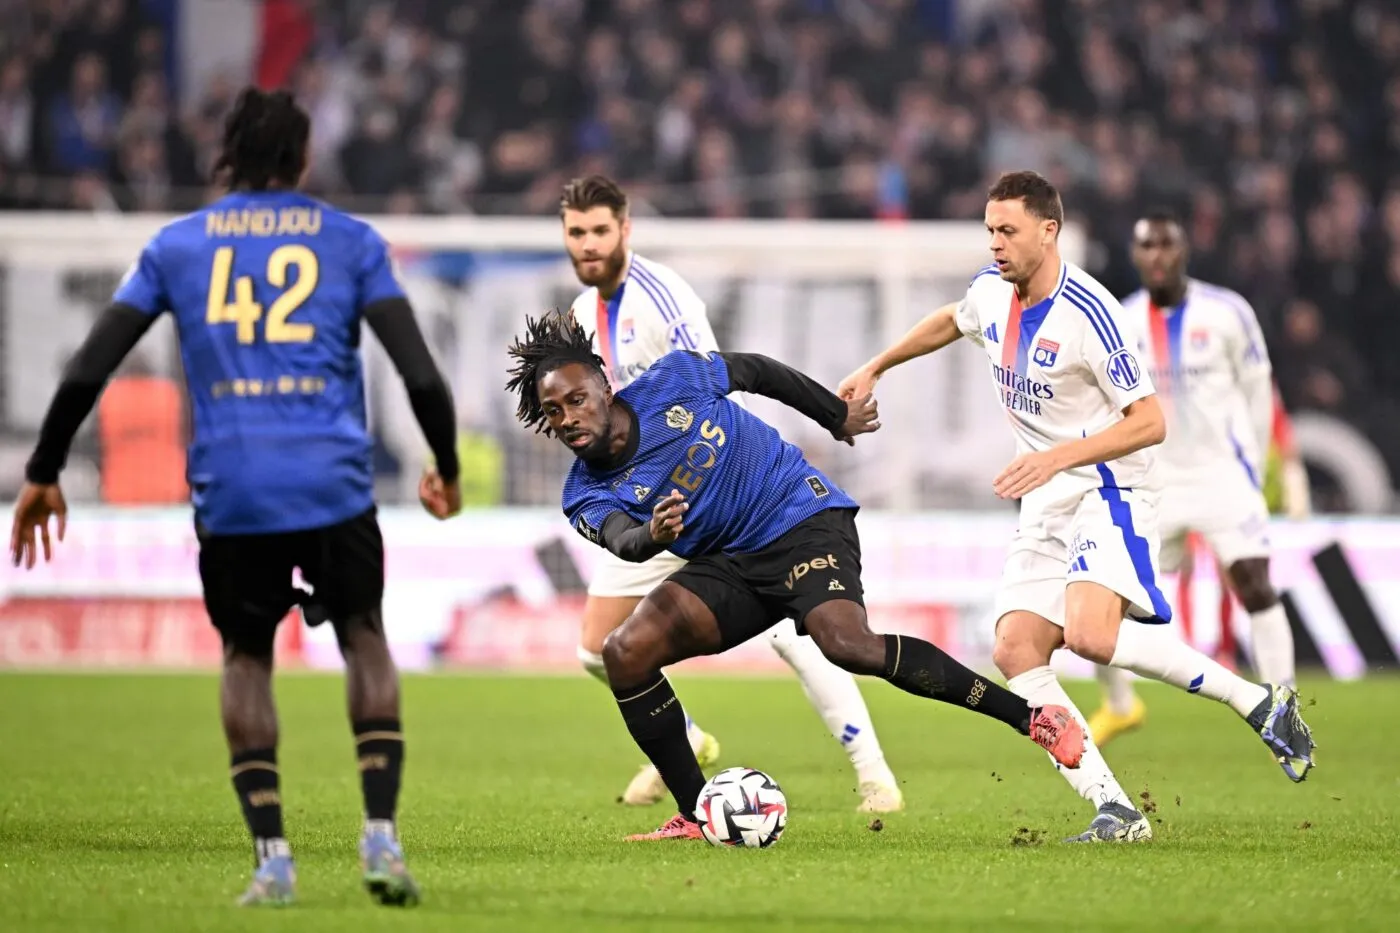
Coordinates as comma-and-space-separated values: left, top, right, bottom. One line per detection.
206, 244, 319, 345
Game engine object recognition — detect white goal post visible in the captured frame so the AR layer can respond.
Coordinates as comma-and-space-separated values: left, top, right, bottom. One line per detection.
0, 212, 1086, 511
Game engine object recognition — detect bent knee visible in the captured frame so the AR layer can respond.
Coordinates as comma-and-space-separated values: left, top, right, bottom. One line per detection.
805, 612, 882, 675
992, 611, 1060, 677
1061, 630, 1109, 664
1231, 577, 1277, 612
333, 608, 386, 650
581, 596, 639, 654
1061, 618, 1119, 664
601, 615, 660, 679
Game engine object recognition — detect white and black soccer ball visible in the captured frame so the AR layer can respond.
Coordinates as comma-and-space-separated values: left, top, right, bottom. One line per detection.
695, 767, 787, 848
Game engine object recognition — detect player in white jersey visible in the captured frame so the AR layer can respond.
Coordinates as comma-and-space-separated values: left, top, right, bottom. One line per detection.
558, 175, 903, 812
1088, 212, 1298, 745
839, 171, 1315, 843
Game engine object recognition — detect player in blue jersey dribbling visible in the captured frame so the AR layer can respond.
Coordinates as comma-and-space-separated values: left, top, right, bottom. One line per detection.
9, 88, 462, 907
500, 311, 1088, 841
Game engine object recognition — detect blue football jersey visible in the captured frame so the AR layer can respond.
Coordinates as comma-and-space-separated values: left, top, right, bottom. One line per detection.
562, 351, 858, 558
113, 191, 405, 534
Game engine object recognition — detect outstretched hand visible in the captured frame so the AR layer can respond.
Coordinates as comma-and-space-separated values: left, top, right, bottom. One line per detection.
837, 363, 880, 402
834, 394, 881, 445
10, 481, 67, 569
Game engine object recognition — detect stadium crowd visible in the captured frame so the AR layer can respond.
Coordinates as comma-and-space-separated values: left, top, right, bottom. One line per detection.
1, 0, 1398, 492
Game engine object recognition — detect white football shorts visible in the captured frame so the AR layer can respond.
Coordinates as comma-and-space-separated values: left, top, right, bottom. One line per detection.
1156, 472, 1271, 573
586, 549, 689, 598
995, 488, 1173, 628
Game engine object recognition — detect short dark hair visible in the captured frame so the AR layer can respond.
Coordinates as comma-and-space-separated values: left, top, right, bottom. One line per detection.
505, 311, 607, 435
1137, 207, 1184, 229
212, 87, 310, 191
987, 171, 1064, 229
560, 174, 628, 218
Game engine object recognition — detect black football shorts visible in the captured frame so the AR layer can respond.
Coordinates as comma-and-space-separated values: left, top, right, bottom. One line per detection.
666, 507, 864, 649
196, 506, 385, 656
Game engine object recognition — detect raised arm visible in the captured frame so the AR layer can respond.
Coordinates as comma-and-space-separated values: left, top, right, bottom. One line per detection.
838, 301, 964, 399
719, 352, 878, 444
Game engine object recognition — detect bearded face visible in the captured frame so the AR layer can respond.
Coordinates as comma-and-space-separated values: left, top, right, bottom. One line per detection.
563, 205, 630, 291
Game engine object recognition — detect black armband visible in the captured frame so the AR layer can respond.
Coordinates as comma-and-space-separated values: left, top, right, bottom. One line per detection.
720, 351, 847, 436
599, 512, 670, 562
364, 297, 460, 482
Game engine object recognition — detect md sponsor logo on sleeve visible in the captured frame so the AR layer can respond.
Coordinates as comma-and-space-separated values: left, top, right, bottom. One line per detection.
1106, 349, 1142, 391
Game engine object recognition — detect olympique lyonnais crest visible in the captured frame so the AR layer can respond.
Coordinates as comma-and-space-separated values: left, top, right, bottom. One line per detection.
1190, 328, 1210, 349
1032, 337, 1060, 367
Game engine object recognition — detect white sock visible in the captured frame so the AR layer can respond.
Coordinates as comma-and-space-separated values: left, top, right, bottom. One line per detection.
1109, 622, 1268, 718
1006, 666, 1132, 810
363, 818, 395, 840
1095, 664, 1138, 715
577, 645, 608, 684
254, 837, 292, 864
1248, 603, 1296, 687
768, 620, 890, 780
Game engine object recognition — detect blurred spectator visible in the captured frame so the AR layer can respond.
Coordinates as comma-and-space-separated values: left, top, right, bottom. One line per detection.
46, 52, 121, 174
0, 56, 34, 170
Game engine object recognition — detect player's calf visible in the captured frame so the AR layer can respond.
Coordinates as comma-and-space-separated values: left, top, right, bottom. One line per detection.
221, 640, 293, 875
336, 609, 418, 899
603, 585, 724, 822
1226, 558, 1296, 687
805, 604, 1084, 768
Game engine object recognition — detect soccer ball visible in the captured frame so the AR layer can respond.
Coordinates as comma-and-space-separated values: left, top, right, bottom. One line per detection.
695, 767, 788, 848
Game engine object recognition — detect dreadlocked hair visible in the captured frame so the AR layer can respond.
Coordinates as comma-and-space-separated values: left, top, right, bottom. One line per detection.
505, 311, 607, 435
212, 87, 310, 191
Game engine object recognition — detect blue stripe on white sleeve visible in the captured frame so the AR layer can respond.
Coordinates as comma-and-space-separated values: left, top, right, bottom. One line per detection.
1229, 431, 1262, 489
1063, 289, 1119, 352
1064, 277, 1131, 350
631, 260, 683, 323
1064, 279, 1124, 351
671, 325, 698, 350
628, 272, 677, 325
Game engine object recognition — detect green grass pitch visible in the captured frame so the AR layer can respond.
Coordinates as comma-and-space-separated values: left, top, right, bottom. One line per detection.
2, 671, 1397, 931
